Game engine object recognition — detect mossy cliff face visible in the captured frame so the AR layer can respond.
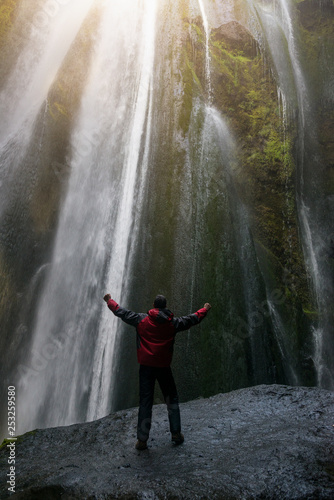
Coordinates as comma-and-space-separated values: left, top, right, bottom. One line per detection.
115, 0, 326, 406
295, 0, 334, 385
297, 0, 334, 199
183, 14, 310, 306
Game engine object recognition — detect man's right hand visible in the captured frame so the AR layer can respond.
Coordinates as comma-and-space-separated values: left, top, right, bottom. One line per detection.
204, 303, 211, 310
104, 294, 111, 303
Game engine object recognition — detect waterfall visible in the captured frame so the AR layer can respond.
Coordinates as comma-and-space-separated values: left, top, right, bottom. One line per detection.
195, 2, 274, 384
0, 0, 95, 217
86, 0, 157, 421
1, 0, 333, 439
16, 0, 157, 435
209, 107, 300, 385
247, 0, 334, 389
197, 0, 212, 102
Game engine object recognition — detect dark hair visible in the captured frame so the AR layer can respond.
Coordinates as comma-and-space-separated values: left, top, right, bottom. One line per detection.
154, 294, 167, 309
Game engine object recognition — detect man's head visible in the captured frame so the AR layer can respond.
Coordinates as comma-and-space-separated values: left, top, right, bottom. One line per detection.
154, 294, 167, 309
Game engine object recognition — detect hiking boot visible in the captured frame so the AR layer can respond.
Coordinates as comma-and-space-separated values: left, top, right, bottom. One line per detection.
135, 439, 148, 450
171, 432, 184, 445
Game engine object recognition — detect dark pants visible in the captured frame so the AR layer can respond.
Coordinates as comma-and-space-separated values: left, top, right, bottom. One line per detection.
137, 365, 181, 442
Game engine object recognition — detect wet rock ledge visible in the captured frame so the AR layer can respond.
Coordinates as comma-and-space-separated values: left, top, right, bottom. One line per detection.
1, 384, 333, 499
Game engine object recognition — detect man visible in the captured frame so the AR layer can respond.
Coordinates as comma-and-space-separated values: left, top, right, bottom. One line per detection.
103, 293, 211, 450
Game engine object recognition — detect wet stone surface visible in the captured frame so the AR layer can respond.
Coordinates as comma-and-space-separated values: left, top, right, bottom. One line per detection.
1, 385, 334, 499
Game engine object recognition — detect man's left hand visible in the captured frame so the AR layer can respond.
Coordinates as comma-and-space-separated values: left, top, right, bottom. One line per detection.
104, 293, 111, 303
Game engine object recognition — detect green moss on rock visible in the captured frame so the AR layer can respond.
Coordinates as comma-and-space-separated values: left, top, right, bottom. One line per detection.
0, 430, 37, 450
0, 0, 17, 49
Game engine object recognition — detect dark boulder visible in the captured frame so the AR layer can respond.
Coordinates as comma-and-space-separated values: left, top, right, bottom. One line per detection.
212, 21, 256, 57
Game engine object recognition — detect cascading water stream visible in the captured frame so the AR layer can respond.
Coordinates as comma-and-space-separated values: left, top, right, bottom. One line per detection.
86, 0, 157, 421
209, 107, 300, 385
195, 1, 286, 383
279, 0, 333, 388
197, 0, 212, 103
247, 0, 334, 388
16, 0, 157, 435
0, 0, 95, 217
195, 2, 266, 381
186, 0, 214, 306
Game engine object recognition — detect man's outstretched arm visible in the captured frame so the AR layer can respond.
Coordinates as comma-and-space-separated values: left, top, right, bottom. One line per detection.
172, 302, 211, 332
103, 294, 146, 326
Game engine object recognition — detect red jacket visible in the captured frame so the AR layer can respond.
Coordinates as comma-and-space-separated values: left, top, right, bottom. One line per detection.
107, 299, 208, 367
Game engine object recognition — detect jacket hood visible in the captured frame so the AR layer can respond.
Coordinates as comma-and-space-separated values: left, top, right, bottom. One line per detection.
148, 308, 174, 324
